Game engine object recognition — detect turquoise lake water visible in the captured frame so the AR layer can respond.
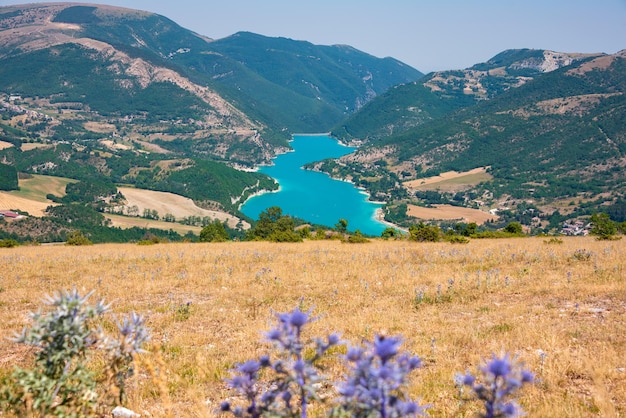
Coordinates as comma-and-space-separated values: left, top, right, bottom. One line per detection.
240, 134, 388, 236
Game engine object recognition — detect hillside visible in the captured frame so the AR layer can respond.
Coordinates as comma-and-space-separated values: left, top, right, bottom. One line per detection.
0, 3, 422, 161
329, 49, 626, 230
0, 2, 423, 240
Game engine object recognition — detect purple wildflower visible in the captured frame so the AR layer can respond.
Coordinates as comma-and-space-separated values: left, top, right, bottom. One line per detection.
336, 334, 428, 417
457, 352, 535, 418
221, 307, 339, 418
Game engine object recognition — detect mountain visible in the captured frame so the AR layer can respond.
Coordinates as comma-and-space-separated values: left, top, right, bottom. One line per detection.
0, 3, 422, 162
334, 49, 601, 141
325, 49, 626, 229
0, 2, 422, 232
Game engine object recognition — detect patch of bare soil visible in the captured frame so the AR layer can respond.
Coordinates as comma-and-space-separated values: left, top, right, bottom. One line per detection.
84, 121, 116, 133
0, 141, 14, 150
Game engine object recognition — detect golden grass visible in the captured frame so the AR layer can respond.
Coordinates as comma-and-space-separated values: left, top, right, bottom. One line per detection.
105, 213, 202, 235
0, 237, 624, 417
118, 187, 248, 229
19, 142, 54, 151
15, 174, 76, 202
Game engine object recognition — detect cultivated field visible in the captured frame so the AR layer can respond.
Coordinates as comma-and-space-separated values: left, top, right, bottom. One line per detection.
403, 167, 492, 192
0, 174, 74, 216
105, 213, 202, 236
117, 187, 248, 229
0, 237, 624, 417
407, 204, 497, 225
0, 174, 247, 233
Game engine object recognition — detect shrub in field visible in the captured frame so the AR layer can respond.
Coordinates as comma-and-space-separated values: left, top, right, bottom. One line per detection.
590, 212, 620, 240
456, 353, 534, 418
0, 238, 20, 248
200, 220, 230, 242
408, 223, 441, 242
65, 230, 92, 246
0, 289, 149, 416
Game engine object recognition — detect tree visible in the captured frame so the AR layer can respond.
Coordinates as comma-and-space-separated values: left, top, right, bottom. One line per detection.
381, 227, 401, 239
246, 207, 301, 242
463, 222, 478, 236
65, 230, 93, 246
408, 222, 441, 242
199, 220, 229, 242
335, 218, 348, 234
590, 213, 619, 240
0, 163, 18, 191
503, 222, 523, 235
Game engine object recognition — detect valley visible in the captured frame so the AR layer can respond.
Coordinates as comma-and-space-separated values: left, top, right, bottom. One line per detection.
1, 3, 625, 244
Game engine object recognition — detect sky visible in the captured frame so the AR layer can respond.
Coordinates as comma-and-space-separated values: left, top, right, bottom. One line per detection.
1, 0, 625, 73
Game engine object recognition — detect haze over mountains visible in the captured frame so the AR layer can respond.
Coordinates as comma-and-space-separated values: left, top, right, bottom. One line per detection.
1, 2, 625, 239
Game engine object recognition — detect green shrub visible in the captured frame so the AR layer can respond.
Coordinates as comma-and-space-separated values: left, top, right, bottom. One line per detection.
0, 239, 19, 248
199, 220, 229, 242
65, 230, 93, 246
346, 230, 370, 243
408, 222, 441, 242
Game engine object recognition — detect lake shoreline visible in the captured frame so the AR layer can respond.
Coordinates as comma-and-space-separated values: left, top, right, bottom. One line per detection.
240, 134, 394, 235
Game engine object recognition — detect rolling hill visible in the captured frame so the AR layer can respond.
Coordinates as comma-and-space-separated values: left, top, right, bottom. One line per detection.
1, 2, 624, 238
329, 49, 626, 229
0, 2, 423, 241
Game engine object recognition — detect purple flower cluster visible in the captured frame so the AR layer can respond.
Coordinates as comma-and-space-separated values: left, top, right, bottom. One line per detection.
457, 353, 534, 418
221, 307, 339, 417
221, 308, 533, 418
335, 335, 428, 417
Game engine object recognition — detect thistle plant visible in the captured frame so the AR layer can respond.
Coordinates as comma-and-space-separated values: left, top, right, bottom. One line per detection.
334, 335, 428, 417
221, 307, 339, 417
0, 289, 149, 416
456, 352, 534, 418
101, 312, 150, 404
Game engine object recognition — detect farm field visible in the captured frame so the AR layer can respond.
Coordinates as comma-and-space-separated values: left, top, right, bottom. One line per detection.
0, 174, 246, 234
105, 213, 202, 236
407, 203, 497, 224
117, 187, 247, 229
0, 237, 624, 417
403, 167, 492, 192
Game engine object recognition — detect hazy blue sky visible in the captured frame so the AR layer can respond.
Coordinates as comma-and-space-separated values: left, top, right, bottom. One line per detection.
1, 0, 624, 73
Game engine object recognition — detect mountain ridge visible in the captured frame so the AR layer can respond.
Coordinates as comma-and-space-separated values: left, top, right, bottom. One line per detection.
1, 2, 624, 239
327, 48, 626, 230
0, 2, 423, 241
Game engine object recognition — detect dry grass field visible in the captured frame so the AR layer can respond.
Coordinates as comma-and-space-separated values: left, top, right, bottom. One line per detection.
0, 174, 246, 233
0, 175, 75, 216
0, 237, 624, 417
407, 204, 497, 225
0, 140, 14, 150
117, 187, 246, 229
403, 168, 492, 192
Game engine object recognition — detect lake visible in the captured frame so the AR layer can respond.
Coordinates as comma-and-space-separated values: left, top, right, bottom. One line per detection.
240, 134, 389, 236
